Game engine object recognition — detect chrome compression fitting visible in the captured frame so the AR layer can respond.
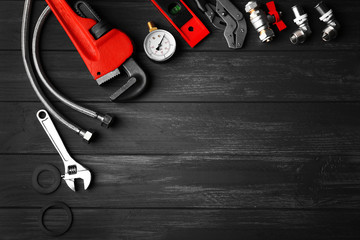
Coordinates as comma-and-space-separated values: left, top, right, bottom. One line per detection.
289, 5, 312, 45
314, 1, 340, 42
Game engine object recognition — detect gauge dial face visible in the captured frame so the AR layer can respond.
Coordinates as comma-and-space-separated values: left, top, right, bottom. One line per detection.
144, 29, 176, 62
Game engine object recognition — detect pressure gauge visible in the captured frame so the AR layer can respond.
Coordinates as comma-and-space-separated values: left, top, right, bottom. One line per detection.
144, 22, 176, 62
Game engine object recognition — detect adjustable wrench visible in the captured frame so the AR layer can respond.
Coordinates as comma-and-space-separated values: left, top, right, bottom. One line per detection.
37, 110, 91, 192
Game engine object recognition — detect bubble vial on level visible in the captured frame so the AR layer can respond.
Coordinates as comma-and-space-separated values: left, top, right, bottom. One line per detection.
169, 3, 181, 15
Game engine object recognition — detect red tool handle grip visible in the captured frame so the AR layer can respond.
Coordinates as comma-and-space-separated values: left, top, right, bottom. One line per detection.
45, 0, 99, 60
45, 0, 134, 80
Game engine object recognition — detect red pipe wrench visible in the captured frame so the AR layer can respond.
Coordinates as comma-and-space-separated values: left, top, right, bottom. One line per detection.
44, 0, 147, 101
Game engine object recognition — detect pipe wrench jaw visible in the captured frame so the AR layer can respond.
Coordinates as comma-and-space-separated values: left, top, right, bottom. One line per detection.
95, 58, 148, 102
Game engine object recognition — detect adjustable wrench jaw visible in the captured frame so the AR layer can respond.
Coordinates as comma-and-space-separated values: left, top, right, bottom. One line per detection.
62, 160, 92, 192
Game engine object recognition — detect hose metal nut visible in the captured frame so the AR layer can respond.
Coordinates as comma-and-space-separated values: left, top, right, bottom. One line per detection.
245, 1, 275, 43
314, 1, 340, 42
80, 130, 95, 143
100, 114, 113, 128
289, 5, 312, 45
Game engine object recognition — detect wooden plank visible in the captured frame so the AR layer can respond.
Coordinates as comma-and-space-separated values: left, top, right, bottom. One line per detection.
1, 102, 360, 155
1, 208, 360, 240
1, 51, 360, 102
1, 155, 359, 208
1, 0, 359, 51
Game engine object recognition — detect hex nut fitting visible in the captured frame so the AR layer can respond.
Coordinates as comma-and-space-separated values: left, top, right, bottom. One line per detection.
81, 130, 95, 143
290, 29, 306, 44
245, 1, 258, 13
100, 114, 114, 128
322, 25, 337, 41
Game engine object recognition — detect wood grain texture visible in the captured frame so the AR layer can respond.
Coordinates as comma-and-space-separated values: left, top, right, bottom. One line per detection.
1, 0, 360, 239
1, 102, 360, 155
1, 51, 360, 102
1, 155, 360, 208
1, 208, 360, 240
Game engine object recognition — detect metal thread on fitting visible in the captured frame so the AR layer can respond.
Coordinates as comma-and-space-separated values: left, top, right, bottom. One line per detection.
245, 1, 275, 43
314, 1, 340, 42
289, 5, 312, 45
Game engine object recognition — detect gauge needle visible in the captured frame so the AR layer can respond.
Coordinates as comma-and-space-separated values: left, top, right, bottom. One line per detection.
156, 35, 165, 51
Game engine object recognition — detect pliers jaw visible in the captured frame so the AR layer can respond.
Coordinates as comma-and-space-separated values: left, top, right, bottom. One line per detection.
203, 3, 226, 30
194, 0, 248, 49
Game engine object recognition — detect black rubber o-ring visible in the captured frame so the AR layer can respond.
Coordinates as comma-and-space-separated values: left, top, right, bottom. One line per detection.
39, 202, 73, 236
32, 164, 61, 194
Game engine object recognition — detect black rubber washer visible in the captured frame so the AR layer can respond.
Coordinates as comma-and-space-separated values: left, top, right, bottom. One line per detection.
39, 202, 73, 237
32, 164, 61, 194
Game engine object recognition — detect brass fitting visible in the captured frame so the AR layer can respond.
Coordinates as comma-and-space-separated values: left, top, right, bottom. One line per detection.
147, 21, 158, 32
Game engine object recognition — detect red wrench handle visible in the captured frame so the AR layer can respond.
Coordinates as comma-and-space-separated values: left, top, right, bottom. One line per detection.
45, 0, 134, 80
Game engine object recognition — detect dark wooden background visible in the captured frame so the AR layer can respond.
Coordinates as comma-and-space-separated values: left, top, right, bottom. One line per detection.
1, 0, 360, 239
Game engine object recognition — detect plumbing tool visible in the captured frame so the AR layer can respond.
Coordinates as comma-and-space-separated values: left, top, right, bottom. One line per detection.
245, 1, 275, 43
289, 5, 312, 45
150, 0, 210, 47
144, 22, 177, 62
266, 1, 286, 31
44, 0, 147, 101
22, 0, 95, 142
37, 110, 92, 192
314, 1, 340, 42
194, 0, 248, 49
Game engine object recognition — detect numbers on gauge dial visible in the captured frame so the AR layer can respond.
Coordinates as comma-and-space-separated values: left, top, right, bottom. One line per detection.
144, 30, 176, 61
